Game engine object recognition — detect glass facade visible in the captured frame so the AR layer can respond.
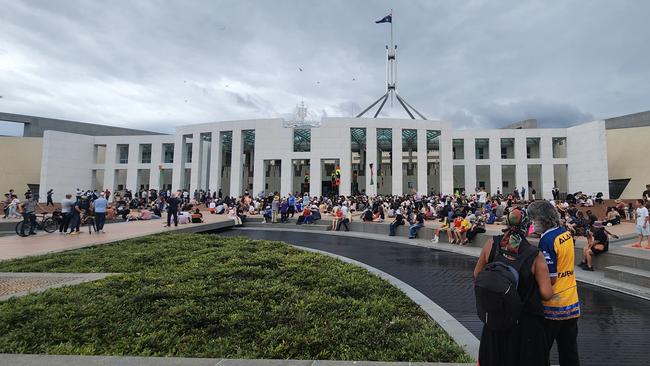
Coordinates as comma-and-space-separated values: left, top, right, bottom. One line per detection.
117, 144, 129, 164
376, 128, 392, 195
140, 144, 151, 164
402, 129, 417, 193
427, 130, 441, 195
163, 143, 174, 163
350, 128, 366, 195
293, 128, 311, 152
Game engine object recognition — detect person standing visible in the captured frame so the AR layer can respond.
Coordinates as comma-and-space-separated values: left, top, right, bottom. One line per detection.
18, 193, 42, 237
46, 189, 54, 206
288, 193, 296, 217
93, 192, 108, 233
552, 186, 560, 201
473, 209, 553, 366
271, 194, 280, 223
632, 199, 650, 249
59, 194, 75, 233
531, 188, 537, 201
528, 200, 581, 366
478, 188, 488, 209
166, 194, 180, 227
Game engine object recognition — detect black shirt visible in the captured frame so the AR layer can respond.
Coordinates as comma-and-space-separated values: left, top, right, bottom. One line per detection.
643, 190, 650, 201
167, 197, 180, 211
593, 229, 609, 251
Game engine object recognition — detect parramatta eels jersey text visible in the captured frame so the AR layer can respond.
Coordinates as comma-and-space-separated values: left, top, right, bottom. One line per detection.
539, 227, 580, 320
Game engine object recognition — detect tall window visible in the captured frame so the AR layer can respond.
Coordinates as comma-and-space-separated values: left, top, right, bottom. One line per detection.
475, 138, 489, 160
500, 138, 514, 159
186, 142, 193, 163
452, 139, 464, 159
117, 144, 129, 164
140, 144, 152, 164
293, 128, 311, 152
163, 143, 174, 163
552, 137, 567, 158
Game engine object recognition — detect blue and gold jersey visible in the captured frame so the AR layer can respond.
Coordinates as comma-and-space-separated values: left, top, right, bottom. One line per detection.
539, 227, 580, 320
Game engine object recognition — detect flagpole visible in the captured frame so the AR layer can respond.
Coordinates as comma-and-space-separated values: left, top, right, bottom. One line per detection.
390, 9, 393, 49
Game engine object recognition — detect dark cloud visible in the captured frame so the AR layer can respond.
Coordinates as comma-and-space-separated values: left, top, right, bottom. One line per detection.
0, 0, 648, 135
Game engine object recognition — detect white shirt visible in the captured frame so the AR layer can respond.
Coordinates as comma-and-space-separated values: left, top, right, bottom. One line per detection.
637, 207, 649, 226
478, 191, 487, 203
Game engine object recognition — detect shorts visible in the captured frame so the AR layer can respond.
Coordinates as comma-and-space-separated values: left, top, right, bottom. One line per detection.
591, 244, 607, 256
636, 224, 650, 236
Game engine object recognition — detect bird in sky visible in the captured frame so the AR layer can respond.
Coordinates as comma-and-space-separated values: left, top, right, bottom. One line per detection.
298, 67, 303, 72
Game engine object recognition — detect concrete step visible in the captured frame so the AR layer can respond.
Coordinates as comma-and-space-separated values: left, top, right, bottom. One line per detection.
574, 247, 650, 271
603, 265, 650, 288
244, 222, 330, 231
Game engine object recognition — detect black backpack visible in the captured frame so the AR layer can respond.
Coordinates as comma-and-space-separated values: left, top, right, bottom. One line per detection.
474, 236, 538, 331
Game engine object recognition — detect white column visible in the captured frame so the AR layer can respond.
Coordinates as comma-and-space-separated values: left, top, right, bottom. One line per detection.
339, 130, 352, 196
439, 130, 453, 195
280, 157, 292, 196
366, 127, 378, 196
230, 129, 243, 197
514, 135, 529, 194
391, 128, 403, 195
310, 157, 321, 197
171, 134, 186, 191
416, 129, 427, 195
489, 136, 501, 197
464, 138, 476, 194
540, 135, 554, 200
148, 143, 162, 190
103, 143, 117, 193
189, 132, 202, 193
209, 131, 222, 194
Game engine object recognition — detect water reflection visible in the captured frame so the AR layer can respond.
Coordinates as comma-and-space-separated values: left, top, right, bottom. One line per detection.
218, 229, 650, 366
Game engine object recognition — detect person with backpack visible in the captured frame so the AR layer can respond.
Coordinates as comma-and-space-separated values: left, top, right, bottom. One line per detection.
528, 200, 581, 366
473, 208, 554, 366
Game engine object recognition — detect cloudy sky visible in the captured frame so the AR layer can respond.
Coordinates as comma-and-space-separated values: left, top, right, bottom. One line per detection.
1, 0, 649, 135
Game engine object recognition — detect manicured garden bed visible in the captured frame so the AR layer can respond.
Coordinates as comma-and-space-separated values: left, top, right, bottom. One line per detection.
0, 233, 471, 362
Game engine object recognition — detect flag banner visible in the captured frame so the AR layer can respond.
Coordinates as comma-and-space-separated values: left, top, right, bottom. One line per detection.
375, 14, 392, 24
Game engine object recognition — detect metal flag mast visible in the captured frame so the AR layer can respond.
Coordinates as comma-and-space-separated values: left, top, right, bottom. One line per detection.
357, 9, 427, 120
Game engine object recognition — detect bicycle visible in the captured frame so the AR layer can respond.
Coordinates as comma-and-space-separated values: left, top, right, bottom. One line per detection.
15, 213, 59, 236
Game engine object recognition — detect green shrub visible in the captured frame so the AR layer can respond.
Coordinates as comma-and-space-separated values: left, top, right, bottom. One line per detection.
0, 233, 471, 362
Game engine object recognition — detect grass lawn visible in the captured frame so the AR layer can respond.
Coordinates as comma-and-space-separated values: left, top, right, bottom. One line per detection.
0, 233, 471, 362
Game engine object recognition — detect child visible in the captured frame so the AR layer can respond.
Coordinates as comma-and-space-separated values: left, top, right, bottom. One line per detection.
432, 217, 450, 243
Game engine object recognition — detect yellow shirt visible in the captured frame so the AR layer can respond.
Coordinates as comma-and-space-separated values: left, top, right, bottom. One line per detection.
539, 227, 580, 320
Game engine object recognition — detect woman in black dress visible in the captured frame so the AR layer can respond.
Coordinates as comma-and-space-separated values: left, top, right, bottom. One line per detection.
473, 208, 554, 366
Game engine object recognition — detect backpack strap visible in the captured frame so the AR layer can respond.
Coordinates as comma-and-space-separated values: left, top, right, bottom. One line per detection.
488, 235, 503, 263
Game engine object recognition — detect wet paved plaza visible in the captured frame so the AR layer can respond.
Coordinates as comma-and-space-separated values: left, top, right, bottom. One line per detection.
222, 229, 650, 366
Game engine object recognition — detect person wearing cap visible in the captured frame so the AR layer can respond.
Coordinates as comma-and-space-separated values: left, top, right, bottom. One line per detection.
580, 221, 618, 271
93, 192, 108, 233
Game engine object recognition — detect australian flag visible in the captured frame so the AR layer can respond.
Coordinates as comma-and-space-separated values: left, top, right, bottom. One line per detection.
375, 13, 392, 24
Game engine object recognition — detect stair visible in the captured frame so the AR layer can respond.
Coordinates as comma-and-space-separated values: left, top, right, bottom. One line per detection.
604, 265, 650, 288
244, 221, 330, 232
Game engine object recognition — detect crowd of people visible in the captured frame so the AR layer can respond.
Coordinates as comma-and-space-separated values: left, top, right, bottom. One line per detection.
2, 183, 650, 366
3, 185, 650, 248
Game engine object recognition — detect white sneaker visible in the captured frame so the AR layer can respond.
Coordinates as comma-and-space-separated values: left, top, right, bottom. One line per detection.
431, 235, 439, 243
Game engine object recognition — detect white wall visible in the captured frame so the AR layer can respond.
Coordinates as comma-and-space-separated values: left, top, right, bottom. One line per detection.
40, 131, 95, 202
39, 117, 609, 201
567, 120, 609, 198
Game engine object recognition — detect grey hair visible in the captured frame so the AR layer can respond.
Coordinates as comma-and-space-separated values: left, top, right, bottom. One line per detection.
527, 201, 561, 232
